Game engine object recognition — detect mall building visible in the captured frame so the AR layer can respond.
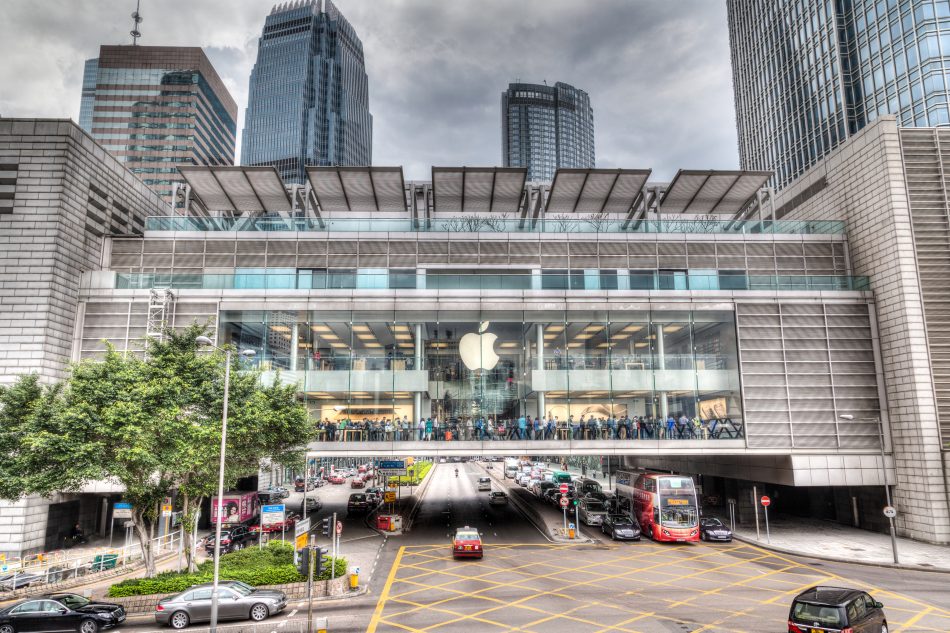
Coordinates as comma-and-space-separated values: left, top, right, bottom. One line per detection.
1, 116, 948, 553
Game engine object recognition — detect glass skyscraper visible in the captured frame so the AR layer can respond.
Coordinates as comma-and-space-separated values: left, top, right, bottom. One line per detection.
502, 82, 595, 182
78, 46, 237, 201
729, 0, 950, 190
241, 0, 373, 185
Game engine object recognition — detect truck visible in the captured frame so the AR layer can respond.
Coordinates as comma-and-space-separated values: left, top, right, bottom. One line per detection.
210, 491, 259, 525
504, 458, 519, 479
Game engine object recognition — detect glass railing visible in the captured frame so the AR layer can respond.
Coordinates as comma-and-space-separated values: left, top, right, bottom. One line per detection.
536, 353, 729, 371
114, 272, 871, 292
311, 418, 745, 442
145, 216, 846, 235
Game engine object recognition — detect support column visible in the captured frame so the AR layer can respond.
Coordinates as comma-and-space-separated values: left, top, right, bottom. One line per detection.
290, 322, 299, 372
656, 323, 668, 419
414, 323, 424, 421
536, 324, 545, 419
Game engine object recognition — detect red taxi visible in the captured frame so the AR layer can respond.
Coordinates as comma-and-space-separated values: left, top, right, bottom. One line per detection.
329, 474, 345, 484
350, 476, 365, 489
452, 526, 483, 559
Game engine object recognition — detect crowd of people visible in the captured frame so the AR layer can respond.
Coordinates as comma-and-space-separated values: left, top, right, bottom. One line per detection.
315, 413, 741, 441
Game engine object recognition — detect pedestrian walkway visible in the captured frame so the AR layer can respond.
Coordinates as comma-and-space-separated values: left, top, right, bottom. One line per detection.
732, 515, 950, 571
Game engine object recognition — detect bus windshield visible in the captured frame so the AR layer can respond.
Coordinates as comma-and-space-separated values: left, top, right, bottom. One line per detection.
657, 477, 695, 492
660, 506, 697, 528
552, 472, 572, 484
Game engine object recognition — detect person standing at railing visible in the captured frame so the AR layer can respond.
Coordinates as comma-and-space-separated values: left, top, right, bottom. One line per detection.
474, 416, 483, 440
608, 415, 617, 439
424, 417, 433, 441
517, 414, 527, 440
417, 418, 425, 441
665, 415, 675, 439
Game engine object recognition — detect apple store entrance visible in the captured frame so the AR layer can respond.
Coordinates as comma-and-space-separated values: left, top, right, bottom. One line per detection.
219, 309, 743, 432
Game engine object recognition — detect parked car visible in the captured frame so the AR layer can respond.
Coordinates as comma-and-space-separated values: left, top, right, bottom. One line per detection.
578, 498, 608, 526
0, 571, 43, 591
204, 525, 256, 554
488, 491, 508, 506
788, 586, 887, 633
347, 493, 371, 514
452, 526, 483, 559
699, 517, 733, 542
601, 514, 641, 541
0, 593, 126, 633
155, 580, 287, 630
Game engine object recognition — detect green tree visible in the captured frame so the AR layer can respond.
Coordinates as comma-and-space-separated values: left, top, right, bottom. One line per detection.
0, 325, 312, 576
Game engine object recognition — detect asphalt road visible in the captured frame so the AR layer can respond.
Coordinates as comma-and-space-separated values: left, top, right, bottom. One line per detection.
10, 462, 950, 632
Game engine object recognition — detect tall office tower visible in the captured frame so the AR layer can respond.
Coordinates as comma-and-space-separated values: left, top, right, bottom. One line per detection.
242, 0, 373, 185
502, 81, 595, 182
728, 0, 950, 191
78, 45, 237, 201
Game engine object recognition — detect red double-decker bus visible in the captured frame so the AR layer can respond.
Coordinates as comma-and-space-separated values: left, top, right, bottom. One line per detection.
616, 471, 699, 542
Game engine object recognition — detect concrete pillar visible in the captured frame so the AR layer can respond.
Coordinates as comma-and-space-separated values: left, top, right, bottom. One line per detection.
536, 324, 545, 420
538, 392, 546, 420
290, 322, 299, 372
414, 323, 424, 422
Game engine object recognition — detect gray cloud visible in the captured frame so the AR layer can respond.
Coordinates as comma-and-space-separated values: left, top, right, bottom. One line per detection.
0, 0, 738, 181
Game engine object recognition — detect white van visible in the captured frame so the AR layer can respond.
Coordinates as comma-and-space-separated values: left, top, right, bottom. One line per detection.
477, 477, 492, 491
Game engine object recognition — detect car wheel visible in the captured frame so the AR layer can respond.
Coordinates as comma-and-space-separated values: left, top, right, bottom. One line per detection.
79, 619, 99, 633
700, 532, 705, 541
0, 624, 15, 633
880, 624, 888, 633
169, 611, 190, 630
611, 529, 617, 541
249, 604, 269, 622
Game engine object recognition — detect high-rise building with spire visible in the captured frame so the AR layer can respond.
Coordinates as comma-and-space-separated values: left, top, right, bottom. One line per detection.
241, 0, 373, 184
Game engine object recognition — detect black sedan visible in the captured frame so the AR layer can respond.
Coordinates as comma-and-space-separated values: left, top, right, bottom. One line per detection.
699, 517, 733, 542
0, 593, 126, 633
601, 514, 641, 541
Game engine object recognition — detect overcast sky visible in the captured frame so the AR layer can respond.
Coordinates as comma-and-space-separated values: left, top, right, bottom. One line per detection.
0, 0, 739, 181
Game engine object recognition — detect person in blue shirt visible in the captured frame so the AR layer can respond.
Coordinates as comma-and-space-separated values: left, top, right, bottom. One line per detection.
518, 414, 527, 440
475, 416, 484, 440
666, 415, 676, 439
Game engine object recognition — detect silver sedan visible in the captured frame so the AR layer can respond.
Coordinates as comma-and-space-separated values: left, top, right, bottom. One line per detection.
154, 581, 287, 629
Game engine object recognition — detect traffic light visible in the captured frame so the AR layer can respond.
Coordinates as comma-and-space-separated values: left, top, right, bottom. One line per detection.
297, 546, 311, 577
314, 546, 328, 574
572, 498, 580, 507
321, 517, 331, 536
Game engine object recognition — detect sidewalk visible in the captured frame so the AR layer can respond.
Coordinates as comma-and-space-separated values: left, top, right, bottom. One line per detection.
732, 516, 950, 572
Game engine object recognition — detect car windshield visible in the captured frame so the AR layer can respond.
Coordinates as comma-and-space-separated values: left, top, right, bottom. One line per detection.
703, 518, 724, 527
456, 531, 479, 540
350, 494, 366, 501
610, 516, 633, 527
229, 583, 254, 597
56, 595, 90, 609
792, 601, 843, 627
585, 501, 605, 511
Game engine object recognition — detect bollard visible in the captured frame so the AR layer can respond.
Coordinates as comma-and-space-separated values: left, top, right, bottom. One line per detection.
313, 615, 328, 633
568, 527, 575, 539
349, 566, 360, 590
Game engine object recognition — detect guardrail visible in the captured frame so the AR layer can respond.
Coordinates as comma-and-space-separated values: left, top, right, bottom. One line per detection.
0, 530, 185, 597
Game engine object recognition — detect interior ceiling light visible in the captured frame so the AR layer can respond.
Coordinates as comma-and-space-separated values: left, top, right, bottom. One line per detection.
575, 334, 594, 340
622, 325, 643, 333
352, 325, 371, 332
270, 325, 290, 333
664, 325, 684, 332
356, 334, 375, 340
394, 334, 412, 340
546, 325, 565, 332
330, 342, 348, 348
584, 325, 604, 332
311, 325, 331, 332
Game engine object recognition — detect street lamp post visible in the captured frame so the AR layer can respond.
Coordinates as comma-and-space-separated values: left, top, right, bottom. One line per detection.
839, 414, 899, 564
196, 336, 255, 633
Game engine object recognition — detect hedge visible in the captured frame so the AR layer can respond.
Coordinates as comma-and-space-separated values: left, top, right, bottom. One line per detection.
108, 540, 347, 597
388, 460, 433, 485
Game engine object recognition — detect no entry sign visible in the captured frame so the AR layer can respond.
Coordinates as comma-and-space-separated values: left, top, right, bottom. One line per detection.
559, 483, 569, 494
760, 495, 771, 507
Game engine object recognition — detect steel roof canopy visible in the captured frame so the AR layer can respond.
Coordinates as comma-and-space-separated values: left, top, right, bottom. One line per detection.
659, 169, 771, 214
431, 167, 527, 214
306, 166, 407, 213
178, 166, 292, 215
545, 168, 651, 214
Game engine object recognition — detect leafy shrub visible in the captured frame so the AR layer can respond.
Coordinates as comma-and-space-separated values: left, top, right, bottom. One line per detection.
108, 540, 347, 597
388, 460, 433, 486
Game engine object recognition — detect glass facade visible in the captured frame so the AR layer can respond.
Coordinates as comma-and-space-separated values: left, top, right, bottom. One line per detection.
219, 309, 743, 435
78, 46, 237, 201
728, 0, 950, 190
502, 82, 595, 182
241, 0, 373, 184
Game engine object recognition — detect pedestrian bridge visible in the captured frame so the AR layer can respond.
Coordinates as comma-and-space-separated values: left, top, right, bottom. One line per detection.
306, 438, 747, 458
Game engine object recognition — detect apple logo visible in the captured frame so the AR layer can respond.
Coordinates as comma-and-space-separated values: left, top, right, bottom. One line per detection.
458, 321, 500, 371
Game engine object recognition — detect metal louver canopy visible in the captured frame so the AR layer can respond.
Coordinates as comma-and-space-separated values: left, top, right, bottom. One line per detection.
178, 166, 292, 215
431, 167, 527, 214
306, 166, 407, 213
659, 169, 771, 214
545, 168, 651, 214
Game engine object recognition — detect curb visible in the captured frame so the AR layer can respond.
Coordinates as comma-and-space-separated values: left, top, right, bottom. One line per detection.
402, 463, 437, 532
733, 533, 950, 574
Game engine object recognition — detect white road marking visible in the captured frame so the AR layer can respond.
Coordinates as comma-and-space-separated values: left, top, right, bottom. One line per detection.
288, 609, 298, 617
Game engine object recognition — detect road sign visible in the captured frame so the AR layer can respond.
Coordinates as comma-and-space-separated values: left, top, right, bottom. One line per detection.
760, 496, 771, 507
560, 496, 569, 508
294, 533, 307, 550
336, 520, 344, 535
161, 504, 173, 517
113, 502, 132, 519
559, 483, 569, 494
384, 491, 397, 503
295, 516, 311, 537
883, 506, 897, 518
379, 460, 405, 469
262, 504, 285, 527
